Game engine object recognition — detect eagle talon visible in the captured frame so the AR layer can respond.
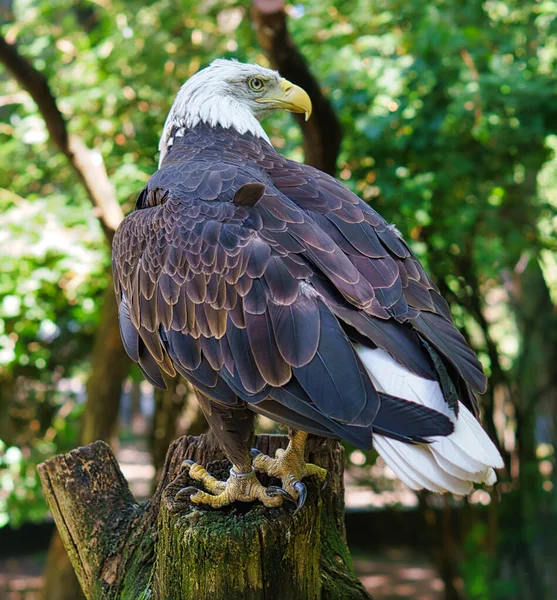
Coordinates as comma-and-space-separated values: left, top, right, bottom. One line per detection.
175, 485, 201, 500
172, 461, 291, 509
292, 481, 307, 514
251, 432, 327, 513
266, 485, 296, 503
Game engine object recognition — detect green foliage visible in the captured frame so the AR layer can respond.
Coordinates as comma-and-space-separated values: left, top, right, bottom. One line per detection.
461, 522, 516, 600
0, 397, 82, 527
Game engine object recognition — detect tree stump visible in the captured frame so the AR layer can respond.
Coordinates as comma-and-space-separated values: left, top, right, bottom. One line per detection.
38, 434, 371, 600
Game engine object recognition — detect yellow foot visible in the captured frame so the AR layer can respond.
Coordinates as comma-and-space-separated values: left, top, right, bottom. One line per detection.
175, 460, 294, 509
251, 447, 327, 514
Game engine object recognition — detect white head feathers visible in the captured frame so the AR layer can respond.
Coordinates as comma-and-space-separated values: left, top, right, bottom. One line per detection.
158, 60, 281, 165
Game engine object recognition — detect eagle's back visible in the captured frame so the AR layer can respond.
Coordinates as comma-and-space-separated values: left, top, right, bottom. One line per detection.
112, 125, 502, 494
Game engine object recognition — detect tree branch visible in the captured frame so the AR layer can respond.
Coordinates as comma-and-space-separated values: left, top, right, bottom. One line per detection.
0, 35, 124, 240
251, 0, 342, 175
1, 34, 129, 600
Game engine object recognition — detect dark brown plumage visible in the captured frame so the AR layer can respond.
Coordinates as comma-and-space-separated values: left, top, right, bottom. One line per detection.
113, 123, 485, 450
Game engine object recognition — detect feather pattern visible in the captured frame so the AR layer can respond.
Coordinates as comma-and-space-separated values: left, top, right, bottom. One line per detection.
112, 123, 501, 494
356, 346, 503, 494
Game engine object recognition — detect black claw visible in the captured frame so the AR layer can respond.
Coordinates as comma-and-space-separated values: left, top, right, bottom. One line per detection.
181, 459, 196, 469
266, 485, 296, 503
292, 481, 307, 515
321, 475, 329, 491
175, 486, 200, 500
250, 448, 262, 459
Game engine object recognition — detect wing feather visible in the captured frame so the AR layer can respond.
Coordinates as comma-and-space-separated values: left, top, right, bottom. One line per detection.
113, 132, 486, 455
269, 159, 487, 408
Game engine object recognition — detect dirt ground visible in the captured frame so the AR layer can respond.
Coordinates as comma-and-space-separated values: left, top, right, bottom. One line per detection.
0, 554, 42, 600
352, 547, 444, 600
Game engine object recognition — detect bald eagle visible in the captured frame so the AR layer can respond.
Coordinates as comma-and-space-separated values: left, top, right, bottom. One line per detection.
113, 60, 503, 511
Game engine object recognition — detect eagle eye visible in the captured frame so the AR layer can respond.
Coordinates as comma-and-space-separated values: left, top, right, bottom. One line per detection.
248, 77, 265, 91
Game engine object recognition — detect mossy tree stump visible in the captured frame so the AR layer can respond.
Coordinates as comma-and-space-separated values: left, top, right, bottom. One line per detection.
38, 434, 371, 600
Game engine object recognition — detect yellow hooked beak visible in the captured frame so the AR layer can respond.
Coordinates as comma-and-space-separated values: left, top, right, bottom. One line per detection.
255, 78, 312, 121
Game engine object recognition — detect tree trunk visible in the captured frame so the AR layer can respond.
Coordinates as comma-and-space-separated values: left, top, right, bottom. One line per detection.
81, 280, 129, 446
129, 381, 146, 436
41, 280, 128, 600
251, 0, 342, 176
40, 282, 129, 600
152, 382, 209, 488
151, 379, 189, 482
41, 524, 91, 600
38, 434, 371, 600
510, 256, 557, 599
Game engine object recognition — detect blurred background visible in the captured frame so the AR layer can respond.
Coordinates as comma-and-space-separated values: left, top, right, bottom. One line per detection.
1, 0, 556, 598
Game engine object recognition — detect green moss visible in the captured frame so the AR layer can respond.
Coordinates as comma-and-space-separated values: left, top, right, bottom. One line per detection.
155, 506, 266, 598
89, 442, 370, 600
153, 488, 324, 600
319, 506, 371, 600
119, 514, 156, 600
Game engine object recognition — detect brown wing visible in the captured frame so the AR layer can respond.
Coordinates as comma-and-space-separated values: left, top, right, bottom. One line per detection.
268, 158, 486, 411
112, 162, 379, 420
112, 152, 452, 445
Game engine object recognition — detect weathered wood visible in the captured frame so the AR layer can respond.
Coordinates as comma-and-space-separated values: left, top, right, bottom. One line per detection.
38, 442, 138, 597
38, 434, 371, 600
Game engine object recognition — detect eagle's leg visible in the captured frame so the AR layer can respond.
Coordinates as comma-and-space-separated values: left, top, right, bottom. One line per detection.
175, 392, 293, 509
252, 429, 327, 513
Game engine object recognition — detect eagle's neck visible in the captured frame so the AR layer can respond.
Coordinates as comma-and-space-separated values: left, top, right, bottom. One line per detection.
159, 92, 270, 166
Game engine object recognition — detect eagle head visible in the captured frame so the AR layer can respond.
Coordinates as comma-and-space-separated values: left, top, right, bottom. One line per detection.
158, 60, 312, 165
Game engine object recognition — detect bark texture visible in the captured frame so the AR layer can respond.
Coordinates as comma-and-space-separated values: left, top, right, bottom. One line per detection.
81, 280, 130, 446
38, 434, 371, 600
151, 379, 189, 481
251, 0, 342, 176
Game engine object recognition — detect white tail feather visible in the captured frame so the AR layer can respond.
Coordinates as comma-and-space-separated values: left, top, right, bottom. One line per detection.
356, 346, 503, 495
